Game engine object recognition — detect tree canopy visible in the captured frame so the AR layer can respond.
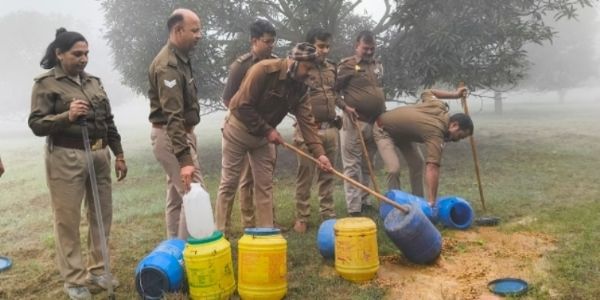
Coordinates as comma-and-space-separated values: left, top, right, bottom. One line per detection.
100, 0, 595, 111
519, 5, 599, 101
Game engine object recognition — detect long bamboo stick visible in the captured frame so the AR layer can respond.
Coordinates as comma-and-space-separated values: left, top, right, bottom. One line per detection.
351, 117, 381, 193
459, 82, 487, 211
282, 142, 409, 214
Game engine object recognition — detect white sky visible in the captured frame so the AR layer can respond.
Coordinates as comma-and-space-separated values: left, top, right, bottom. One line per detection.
2, 0, 104, 32
356, 0, 387, 20
2, 0, 388, 34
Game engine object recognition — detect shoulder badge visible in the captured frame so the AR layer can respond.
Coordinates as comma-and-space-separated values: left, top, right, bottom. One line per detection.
164, 79, 177, 88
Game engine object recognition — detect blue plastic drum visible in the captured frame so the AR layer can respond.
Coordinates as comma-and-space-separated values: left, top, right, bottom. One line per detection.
316, 219, 337, 259
381, 190, 435, 222
135, 239, 186, 299
436, 196, 474, 230
383, 202, 442, 264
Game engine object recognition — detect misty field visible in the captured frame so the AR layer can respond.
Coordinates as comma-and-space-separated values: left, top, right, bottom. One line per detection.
1, 100, 600, 299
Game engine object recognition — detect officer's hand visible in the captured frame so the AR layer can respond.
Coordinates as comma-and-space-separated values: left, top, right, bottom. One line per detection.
266, 129, 284, 145
344, 106, 358, 121
180, 165, 195, 193
456, 86, 468, 98
317, 155, 333, 172
68, 99, 90, 122
115, 159, 127, 181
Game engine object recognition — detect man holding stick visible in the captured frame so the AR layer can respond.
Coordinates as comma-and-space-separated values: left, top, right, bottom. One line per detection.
215, 43, 332, 236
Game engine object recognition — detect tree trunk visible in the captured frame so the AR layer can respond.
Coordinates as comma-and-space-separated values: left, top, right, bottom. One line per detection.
494, 91, 502, 115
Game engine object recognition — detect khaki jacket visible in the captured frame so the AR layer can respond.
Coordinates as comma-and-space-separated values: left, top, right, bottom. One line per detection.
148, 43, 200, 166
305, 59, 344, 122
229, 58, 325, 158
378, 90, 449, 165
29, 65, 123, 155
335, 55, 386, 122
222, 52, 277, 108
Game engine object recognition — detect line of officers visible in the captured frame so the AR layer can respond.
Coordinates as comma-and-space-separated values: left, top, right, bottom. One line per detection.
26, 9, 473, 297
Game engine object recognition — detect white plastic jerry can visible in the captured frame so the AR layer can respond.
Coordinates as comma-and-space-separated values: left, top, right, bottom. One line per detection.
183, 183, 215, 239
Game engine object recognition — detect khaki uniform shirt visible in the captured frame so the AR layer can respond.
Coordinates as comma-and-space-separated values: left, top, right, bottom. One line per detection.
222, 52, 277, 107
228, 58, 325, 158
335, 55, 386, 121
305, 59, 344, 122
148, 43, 200, 166
29, 65, 123, 155
378, 90, 449, 165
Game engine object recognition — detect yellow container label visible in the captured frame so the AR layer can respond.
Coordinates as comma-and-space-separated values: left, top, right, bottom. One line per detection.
183, 237, 236, 299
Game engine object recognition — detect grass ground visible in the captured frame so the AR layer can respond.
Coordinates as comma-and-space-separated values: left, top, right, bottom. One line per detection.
1, 100, 599, 299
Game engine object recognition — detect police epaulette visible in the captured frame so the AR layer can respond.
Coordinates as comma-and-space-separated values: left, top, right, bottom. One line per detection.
236, 52, 253, 63
33, 71, 54, 82
340, 56, 354, 64
86, 73, 100, 80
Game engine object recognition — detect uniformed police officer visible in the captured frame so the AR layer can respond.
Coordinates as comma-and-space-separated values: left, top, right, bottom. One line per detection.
335, 30, 391, 216
292, 28, 344, 233
148, 9, 205, 240
215, 43, 333, 236
29, 28, 126, 300
373, 88, 473, 206
220, 19, 278, 232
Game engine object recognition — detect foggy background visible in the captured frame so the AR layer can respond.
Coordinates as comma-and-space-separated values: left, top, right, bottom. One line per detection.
1, 0, 599, 143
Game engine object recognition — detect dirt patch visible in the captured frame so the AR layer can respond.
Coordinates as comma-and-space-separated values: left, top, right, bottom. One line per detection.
375, 227, 556, 299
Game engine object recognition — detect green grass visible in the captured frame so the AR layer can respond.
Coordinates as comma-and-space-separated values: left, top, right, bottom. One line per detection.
1, 101, 600, 299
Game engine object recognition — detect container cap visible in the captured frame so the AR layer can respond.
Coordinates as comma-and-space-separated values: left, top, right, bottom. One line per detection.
187, 231, 223, 244
244, 227, 281, 236
488, 277, 529, 296
0, 256, 12, 272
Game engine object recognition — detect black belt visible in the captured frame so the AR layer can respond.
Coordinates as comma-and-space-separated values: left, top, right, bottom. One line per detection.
152, 123, 194, 133
53, 136, 106, 151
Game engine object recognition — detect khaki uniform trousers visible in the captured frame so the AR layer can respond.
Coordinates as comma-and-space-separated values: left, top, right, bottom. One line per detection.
237, 156, 255, 227
222, 112, 256, 229
373, 123, 425, 196
45, 145, 112, 288
340, 114, 380, 213
215, 116, 276, 236
151, 127, 204, 240
294, 126, 338, 221
227, 153, 278, 229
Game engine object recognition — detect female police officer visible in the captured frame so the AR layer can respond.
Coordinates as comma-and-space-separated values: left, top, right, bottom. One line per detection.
28, 28, 126, 300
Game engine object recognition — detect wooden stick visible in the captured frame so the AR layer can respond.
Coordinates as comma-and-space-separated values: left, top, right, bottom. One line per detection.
282, 142, 409, 214
351, 117, 381, 193
458, 82, 487, 211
